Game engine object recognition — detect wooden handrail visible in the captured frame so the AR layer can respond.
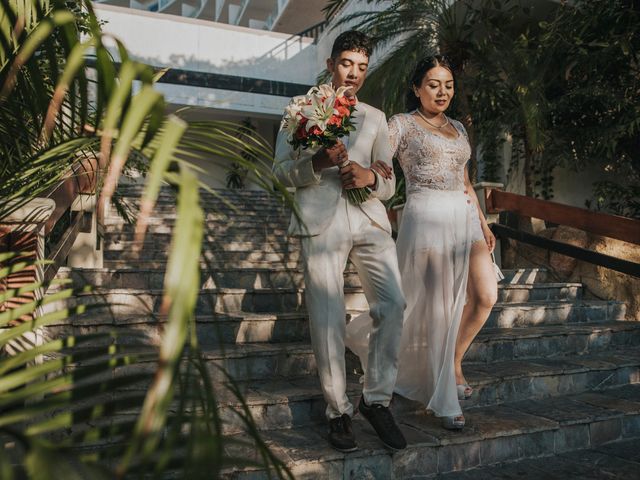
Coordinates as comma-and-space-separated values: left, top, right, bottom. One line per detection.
44, 156, 98, 235
486, 189, 640, 245
1, 157, 99, 319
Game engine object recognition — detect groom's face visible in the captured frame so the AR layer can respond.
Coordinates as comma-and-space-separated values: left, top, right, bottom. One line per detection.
326, 50, 369, 97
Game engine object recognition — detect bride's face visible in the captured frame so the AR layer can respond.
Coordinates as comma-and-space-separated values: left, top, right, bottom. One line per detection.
414, 65, 454, 114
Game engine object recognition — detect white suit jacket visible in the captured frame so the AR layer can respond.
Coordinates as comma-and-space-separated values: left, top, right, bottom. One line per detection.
273, 101, 396, 237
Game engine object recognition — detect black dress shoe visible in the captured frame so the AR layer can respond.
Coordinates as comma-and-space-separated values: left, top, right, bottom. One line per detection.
358, 397, 407, 451
328, 414, 358, 452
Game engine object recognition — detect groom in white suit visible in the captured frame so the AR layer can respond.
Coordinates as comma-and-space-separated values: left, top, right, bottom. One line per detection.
273, 31, 406, 452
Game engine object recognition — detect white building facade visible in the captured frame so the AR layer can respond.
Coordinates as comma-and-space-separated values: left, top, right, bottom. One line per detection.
95, 0, 596, 208
94, 0, 352, 188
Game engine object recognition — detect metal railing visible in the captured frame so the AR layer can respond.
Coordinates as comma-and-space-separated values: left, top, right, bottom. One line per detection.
296, 21, 327, 43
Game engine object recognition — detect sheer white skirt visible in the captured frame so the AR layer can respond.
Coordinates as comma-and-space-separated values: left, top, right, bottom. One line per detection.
346, 189, 484, 417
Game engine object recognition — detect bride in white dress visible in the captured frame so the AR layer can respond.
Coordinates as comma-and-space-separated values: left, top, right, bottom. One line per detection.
346, 55, 498, 429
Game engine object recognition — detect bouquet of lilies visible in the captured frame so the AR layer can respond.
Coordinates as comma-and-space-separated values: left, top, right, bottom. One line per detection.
282, 84, 371, 204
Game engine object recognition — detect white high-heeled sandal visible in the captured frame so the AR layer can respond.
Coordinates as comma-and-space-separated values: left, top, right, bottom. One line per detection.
442, 414, 465, 430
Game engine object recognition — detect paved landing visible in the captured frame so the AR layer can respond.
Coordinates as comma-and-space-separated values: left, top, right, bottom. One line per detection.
436, 437, 640, 479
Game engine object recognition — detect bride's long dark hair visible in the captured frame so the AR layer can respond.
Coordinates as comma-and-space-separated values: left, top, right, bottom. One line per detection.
405, 55, 455, 112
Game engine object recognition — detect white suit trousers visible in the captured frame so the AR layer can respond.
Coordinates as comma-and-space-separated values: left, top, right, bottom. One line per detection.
301, 197, 406, 420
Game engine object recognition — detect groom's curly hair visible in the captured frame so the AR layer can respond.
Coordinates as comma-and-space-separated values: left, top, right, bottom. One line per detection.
330, 31, 373, 59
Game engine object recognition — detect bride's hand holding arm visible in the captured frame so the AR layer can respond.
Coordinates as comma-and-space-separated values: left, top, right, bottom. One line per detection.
371, 160, 393, 179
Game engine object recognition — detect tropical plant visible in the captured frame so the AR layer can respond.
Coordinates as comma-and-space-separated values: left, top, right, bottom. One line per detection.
0, 0, 294, 477
226, 118, 257, 189
542, 0, 640, 210
322, 0, 481, 179
323, 0, 560, 192
587, 181, 640, 219
323, 0, 639, 209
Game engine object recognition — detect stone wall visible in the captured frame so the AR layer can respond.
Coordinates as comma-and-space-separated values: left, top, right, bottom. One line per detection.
502, 226, 640, 320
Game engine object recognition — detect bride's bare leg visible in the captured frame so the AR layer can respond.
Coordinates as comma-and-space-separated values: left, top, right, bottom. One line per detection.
455, 241, 498, 385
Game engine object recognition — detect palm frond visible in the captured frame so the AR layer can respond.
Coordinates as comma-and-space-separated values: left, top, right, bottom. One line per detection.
0, 1, 295, 477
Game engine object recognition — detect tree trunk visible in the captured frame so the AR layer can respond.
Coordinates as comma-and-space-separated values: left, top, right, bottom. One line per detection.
519, 132, 539, 233
523, 132, 534, 198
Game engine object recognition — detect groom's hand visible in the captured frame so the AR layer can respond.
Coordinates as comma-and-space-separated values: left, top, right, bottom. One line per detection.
340, 163, 376, 190
312, 141, 347, 172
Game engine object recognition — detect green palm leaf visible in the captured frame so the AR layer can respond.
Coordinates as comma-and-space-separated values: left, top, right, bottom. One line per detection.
1, 1, 295, 477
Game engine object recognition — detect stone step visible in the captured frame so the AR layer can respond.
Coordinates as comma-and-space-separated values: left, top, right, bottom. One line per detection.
465, 323, 640, 364
106, 198, 287, 213
497, 283, 582, 302
44, 311, 309, 345
213, 352, 639, 432
214, 352, 640, 432
103, 240, 295, 255
113, 192, 282, 206
103, 248, 302, 263
434, 437, 640, 480
56, 266, 354, 290
102, 234, 300, 251
112, 189, 280, 201
101, 259, 302, 270
459, 348, 640, 409
46, 295, 640, 354
58, 267, 551, 291
220, 385, 640, 478
41, 286, 306, 315
110, 206, 287, 217
43, 284, 592, 318
485, 300, 625, 328
42, 321, 640, 384
103, 222, 290, 235
111, 194, 283, 204
202, 342, 317, 382
105, 223, 289, 234
104, 209, 281, 219
104, 212, 290, 224
201, 320, 639, 360
500, 267, 549, 284
53, 339, 640, 433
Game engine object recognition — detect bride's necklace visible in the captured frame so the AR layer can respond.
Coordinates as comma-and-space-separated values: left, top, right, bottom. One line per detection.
416, 108, 449, 129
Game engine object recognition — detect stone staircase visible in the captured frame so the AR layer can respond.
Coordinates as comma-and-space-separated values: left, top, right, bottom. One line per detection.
51, 186, 640, 479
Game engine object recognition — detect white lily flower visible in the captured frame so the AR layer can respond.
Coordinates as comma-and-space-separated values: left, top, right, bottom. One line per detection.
316, 84, 336, 98
281, 97, 309, 140
282, 117, 298, 141
301, 91, 338, 132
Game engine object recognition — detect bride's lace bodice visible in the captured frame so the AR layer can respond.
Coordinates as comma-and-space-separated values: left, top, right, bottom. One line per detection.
389, 113, 471, 193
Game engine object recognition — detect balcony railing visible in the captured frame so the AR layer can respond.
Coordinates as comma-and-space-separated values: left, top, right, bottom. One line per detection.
296, 21, 327, 43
